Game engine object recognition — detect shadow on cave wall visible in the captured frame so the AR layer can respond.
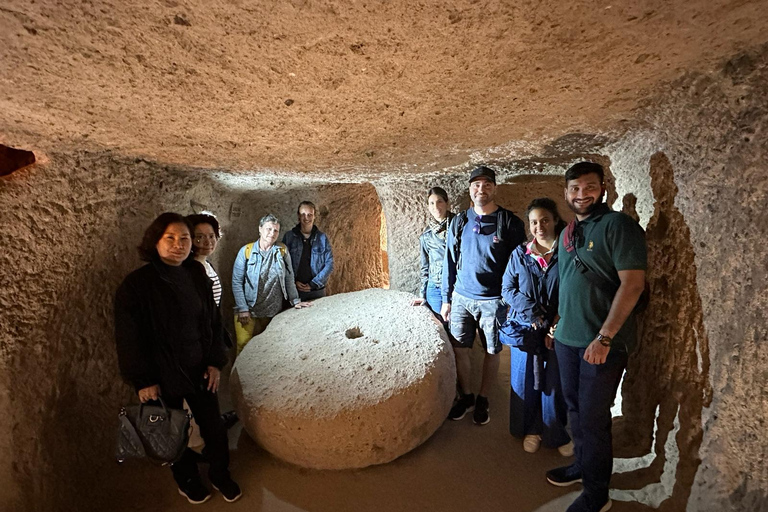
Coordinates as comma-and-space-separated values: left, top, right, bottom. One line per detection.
613, 152, 713, 510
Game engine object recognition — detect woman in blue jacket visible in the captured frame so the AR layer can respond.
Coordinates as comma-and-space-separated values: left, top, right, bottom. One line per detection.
501, 198, 572, 455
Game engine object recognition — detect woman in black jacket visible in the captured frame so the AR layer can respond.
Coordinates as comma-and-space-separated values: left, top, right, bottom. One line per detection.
114, 212, 241, 504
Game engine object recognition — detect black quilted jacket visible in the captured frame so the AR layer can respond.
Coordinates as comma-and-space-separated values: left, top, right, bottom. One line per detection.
114, 258, 228, 397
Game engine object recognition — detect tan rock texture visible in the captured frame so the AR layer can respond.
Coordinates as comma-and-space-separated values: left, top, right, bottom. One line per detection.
2, 0, 767, 173
0, 153, 388, 510
0, 0, 767, 510
230, 288, 456, 469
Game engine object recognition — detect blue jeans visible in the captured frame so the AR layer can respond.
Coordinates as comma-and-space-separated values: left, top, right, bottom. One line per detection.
426, 282, 454, 342
555, 340, 627, 504
509, 348, 570, 448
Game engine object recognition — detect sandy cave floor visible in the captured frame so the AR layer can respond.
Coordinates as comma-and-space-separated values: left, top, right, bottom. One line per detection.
108, 345, 653, 512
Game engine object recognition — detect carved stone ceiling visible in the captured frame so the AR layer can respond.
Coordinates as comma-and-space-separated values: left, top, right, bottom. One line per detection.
1, 0, 766, 174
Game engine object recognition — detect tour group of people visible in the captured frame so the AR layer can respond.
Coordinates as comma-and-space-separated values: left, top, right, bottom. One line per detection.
412, 162, 646, 512
114, 161, 647, 512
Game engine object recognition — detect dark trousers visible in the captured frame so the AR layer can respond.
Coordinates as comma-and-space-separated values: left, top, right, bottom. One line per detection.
555, 340, 627, 503
164, 389, 230, 487
299, 287, 326, 301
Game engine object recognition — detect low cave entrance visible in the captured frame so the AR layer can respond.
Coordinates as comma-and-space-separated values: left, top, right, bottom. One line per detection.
0, 144, 36, 177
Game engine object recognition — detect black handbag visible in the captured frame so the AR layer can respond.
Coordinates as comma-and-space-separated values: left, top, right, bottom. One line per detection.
116, 397, 191, 465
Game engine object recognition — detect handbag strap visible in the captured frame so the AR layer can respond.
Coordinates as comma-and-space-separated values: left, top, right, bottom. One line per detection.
522, 252, 542, 311
119, 412, 147, 457
139, 397, 170, 419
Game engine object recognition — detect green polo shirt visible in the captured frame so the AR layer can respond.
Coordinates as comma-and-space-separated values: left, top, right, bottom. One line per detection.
555, 204, 647, 352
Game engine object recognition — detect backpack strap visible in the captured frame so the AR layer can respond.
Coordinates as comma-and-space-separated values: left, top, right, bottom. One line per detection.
246, 241, 286, 260
496, 208, 507, 242
454, 212, 468, 270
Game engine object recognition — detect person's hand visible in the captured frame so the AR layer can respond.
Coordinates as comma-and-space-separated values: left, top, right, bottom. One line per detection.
583, 339, 610, 365
296, 281, 311, 292
545, 334, 554, 351
237, 312, 251, 327
294, 301, 313, 309
440, 303, 451, 323
410, 298, 425, 306
138, 385, 160, 403
204, 366, 221, 393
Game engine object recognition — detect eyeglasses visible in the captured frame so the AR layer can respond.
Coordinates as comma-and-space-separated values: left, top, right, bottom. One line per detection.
194, 234, 218, 242
472, 215, 485, 234
568, 224, 588, 273
573, 253, 588, 273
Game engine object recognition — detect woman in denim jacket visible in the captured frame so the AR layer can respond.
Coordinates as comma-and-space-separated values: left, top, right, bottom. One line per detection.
231, 214, 312, 353
411, 187, 455, 335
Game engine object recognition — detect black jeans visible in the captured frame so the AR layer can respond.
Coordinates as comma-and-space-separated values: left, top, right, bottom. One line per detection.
164, 389, 230, 487
298, 287, 326, 301
555, 340, 627, 504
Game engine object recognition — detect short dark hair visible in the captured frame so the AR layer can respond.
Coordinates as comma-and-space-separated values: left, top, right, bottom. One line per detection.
137, 212, 193, 262
565, 161, 604, 184
525, 197, 568, 236
427, 187, 449, 203
186, 213, 220, 238
297, 201, 316, 216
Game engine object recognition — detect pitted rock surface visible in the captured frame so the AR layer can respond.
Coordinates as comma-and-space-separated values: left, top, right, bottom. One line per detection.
230, 288, 456, 469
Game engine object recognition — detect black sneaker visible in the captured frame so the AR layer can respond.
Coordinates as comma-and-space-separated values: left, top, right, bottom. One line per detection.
178, 477, 211, 505
546, 464, 583, 487
448, 393, 475, 420
221, 410, 239, 430
473, 395, 490, 425
212, 477, 243, 503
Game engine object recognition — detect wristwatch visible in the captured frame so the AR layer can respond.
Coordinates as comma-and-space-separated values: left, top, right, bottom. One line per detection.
596, 333, 613, 347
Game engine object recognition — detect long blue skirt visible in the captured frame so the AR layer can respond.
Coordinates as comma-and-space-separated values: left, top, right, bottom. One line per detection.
509, 346, 570, 448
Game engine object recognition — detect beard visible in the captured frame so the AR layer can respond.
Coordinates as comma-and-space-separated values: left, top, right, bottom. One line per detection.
566, 197, 601, 216
472, 194, 492, 207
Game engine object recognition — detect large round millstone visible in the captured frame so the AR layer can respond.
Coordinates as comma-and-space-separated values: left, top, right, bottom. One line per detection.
230, 288, 457, 469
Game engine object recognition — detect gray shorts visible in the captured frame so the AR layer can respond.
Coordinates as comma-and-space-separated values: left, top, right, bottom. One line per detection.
449, 292, 506, 355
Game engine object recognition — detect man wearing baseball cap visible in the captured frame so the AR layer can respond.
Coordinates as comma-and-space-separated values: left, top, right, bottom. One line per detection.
441, 166, 526, 424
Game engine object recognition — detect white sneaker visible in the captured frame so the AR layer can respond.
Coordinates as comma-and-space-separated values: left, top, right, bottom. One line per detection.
558, 441, 575, 457
523, 435, 541, 453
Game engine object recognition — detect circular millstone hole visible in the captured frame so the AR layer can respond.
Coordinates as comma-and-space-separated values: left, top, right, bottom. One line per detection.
345, 327, 364, 339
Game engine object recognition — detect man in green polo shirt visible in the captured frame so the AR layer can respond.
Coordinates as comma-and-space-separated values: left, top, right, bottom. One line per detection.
546, 162, 647, 512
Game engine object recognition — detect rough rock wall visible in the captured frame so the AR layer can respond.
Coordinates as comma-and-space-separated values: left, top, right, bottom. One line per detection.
609, 149, 712, 510
0, 153, 387, 511
0, 361, 16, 510
201, 181, 387, 321
377, 174, 571, 295
645, 45, 768, 512
0, 153, 198, 511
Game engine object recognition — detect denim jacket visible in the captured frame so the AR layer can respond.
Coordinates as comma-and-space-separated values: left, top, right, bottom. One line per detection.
282, 225, 334, 289
231, 240, 299, 313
